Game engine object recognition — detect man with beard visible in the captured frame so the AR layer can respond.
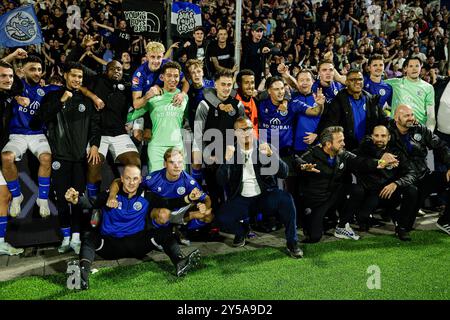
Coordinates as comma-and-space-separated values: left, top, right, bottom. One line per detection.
38, 62, 101, 254
0, 61, 24, 255
296, 126, 398, 243
353, 125, 418, 240
85, 61, 141, 225
317, 69, 388, 152
387, 104, 450, 235
1, 56, 60, 218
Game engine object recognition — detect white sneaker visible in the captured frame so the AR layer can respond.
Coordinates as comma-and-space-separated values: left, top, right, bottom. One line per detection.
334, 223, 360, 240
9, 194, 24, 218
0, 241, 24, 255
58, 238, 71, 253
70, 239, 81, 255
36, 198, 50, 218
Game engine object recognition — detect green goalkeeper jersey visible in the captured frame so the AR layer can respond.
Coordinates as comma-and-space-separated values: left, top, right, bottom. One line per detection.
385, 77, 435, 125
127, 89, 188, 147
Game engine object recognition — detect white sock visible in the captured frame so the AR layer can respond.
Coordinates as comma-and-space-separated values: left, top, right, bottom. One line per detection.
62, 236, 70, 244
0, 237, 4, 243
71, 233, 80, 242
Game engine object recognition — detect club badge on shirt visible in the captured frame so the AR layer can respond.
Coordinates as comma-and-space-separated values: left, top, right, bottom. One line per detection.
133, 201, 143, 211
177, 187, 186, 195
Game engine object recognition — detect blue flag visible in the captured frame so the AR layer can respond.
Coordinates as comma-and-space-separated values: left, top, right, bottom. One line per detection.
171, 2, 202, 38
0, 5, 43, 48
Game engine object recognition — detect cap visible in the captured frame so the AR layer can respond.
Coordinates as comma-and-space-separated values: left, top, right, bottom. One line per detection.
251, 22, 266, 31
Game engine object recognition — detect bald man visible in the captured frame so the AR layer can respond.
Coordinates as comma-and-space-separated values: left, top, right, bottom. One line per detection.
353, 125, 418, 240
386, 104, 450, 235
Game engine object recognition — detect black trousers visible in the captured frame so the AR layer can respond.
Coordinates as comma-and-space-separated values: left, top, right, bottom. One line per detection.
415, 171, 450, 226
51, 159, 86, 232
216, 189, 298, 245
303, 184, 364, 243
80, 227, 182, 265
204, 164, 225, 211
357, 184, 418, 229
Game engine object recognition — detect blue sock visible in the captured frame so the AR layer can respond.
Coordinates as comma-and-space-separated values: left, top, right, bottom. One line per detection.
0, 216, 7, 238
38, 176, 51, 199
256, 213, 263, 222
6, 179, 21, 198
61, 227, 71, 238
187, 219, 207, 230
151, 219, 170, 229
87, 183, 99, 198
191, 168, 203, 184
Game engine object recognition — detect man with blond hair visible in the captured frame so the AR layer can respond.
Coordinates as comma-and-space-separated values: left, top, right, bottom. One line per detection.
131, 42, 189, 109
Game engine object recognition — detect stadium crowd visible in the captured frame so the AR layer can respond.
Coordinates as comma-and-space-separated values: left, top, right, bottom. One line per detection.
0, 0, 450, 290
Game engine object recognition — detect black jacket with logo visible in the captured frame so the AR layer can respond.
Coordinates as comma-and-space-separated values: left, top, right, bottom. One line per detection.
317, 90, 388, 151
353, 136, 417, 191
386, 119, 450, 180
295, 145, 379, 206
90, 75, 132, 137
37, 87, 101, 161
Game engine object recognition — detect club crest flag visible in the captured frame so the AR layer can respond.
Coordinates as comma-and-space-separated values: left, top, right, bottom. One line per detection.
171, 2, 202, 38
0, 5, 43, 48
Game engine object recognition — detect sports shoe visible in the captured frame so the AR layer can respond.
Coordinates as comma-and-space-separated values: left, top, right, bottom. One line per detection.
286, 242, 304, 258
232, 234, 246, 247
0, 241, 24, 256
58, 238, 71, 253
334, 223, 360, 240
436, 219, 450, 236
36, 198, 50, 218
395, 227, 412, 241
90, 209, 101, 228
417, 209, 427, 217
9, 194, 24, 218
176, 249, 200, 277
70, 239, 81, 255
80, 265, 89, 290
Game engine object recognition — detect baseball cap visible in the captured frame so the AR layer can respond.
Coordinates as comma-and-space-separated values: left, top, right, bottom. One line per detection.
251, 22, 266, 31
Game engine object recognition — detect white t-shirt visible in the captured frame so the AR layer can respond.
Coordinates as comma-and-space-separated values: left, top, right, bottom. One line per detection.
240, 149, 262, 197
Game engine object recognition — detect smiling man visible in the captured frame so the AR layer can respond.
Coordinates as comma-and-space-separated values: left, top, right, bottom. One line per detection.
128, 61, 188, 173
317, 69, 388, 151
386, 57, 435, 131
38, 62, 101, 254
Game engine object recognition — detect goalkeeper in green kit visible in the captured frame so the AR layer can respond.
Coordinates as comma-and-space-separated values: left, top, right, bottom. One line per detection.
386, 57, 435, 131
127, 61, 189, 172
